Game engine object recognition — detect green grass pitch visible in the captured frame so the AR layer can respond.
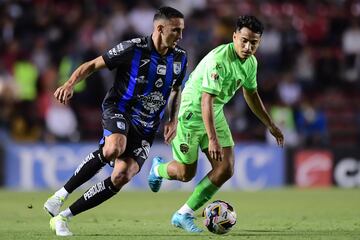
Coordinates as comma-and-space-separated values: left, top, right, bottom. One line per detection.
0, 188, 359, 239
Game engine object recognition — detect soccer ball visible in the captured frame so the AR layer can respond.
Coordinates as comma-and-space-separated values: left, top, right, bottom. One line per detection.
202, 200, 237, 234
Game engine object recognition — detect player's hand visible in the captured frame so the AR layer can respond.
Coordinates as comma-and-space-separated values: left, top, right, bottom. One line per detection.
208, 138, 224, 161
164, 119, 178, 144
54, 83, 74, 105
269, 123, 284, 147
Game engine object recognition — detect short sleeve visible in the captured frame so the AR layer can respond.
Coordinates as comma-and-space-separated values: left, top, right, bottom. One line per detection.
201, 60, 225, 96
102, 40, 135, 70
243, 56, 258, 92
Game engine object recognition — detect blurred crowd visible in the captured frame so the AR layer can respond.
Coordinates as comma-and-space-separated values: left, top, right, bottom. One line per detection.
0, 0, 360, 148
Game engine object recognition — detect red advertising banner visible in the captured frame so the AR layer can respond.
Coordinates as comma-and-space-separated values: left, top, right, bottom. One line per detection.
295, 150, 333, 187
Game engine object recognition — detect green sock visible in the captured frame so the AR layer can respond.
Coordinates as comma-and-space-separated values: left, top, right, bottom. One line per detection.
186, 176, 219, 211
158, 162, 170, 179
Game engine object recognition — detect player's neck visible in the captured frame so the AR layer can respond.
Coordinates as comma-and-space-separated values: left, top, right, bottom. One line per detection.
152, 34, 168, 56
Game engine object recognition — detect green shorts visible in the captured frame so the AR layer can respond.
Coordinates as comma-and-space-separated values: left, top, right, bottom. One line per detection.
171, 114, 234, 165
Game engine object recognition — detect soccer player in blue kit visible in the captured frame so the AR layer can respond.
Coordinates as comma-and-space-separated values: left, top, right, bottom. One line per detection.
43, 6, 187, 236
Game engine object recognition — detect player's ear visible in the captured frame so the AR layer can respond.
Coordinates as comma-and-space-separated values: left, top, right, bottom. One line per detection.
156, 24, 164, 34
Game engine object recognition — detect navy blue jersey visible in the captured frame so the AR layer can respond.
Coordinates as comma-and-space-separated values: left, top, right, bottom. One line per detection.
102, 36, 187, 135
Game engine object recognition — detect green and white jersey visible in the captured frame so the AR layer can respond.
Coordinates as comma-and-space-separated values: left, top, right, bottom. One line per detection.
179, 42, 258, 123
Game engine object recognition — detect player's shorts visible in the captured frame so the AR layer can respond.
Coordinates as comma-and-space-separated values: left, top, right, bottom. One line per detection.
171, 111, 234, 165
99, 107, 155, 169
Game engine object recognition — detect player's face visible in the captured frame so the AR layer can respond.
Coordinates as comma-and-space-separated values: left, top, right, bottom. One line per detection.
233, 27, 261, 60
161, 18, 184, 48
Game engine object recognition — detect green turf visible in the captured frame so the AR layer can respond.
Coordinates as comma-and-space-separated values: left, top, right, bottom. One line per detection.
0, 188, 359, 239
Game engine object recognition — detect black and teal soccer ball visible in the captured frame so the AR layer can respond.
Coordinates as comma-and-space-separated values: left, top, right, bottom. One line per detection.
202, 200, 237, 234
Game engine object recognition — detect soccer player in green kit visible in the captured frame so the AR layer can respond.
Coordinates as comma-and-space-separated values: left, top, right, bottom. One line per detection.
148, 15, 284, 232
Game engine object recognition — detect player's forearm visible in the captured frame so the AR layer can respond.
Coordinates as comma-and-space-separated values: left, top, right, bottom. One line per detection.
243, 89, 274, 128
166, 87, 181, 122
201, 92, 217, 140
66, 56, 104, 87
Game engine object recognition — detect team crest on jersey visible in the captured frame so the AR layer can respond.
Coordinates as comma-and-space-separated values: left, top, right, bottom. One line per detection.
155, 78, 163, 88
179, 143, 189, 154
173, 62, 182, 75
138, 91, 166, 113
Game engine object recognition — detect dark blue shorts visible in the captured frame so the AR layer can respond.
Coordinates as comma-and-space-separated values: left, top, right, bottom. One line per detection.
100, 108, 155, 169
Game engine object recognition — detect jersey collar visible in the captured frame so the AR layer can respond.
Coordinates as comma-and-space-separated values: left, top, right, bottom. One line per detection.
147, 35, 174, 56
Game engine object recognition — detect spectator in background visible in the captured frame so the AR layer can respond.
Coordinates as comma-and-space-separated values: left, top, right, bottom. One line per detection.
294, 46, 315, 89
0, 0, 359, 147
277, 71, 302, 107
0, 60, 17, 129
295, 100, 328, 147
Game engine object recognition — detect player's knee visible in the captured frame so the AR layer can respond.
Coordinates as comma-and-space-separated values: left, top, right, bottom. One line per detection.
214, 165, 234, 182
102, 145, 124, 161
221, 167, 234, 181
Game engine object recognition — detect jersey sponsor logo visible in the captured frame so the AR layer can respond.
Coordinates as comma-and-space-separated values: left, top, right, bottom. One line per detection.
136, 43, 148, 48
139, 59, 150, 68
84, 181, 105, 200
138, 91, 166, 113
185, 112, 193, 120
130, 38, 141, 43
108, 43, 125, 56
132, 115, 156, 128
180, 143, 189, 154
136, 75, 147, 84
157, 65, 166, 75
117, 121, 125, 130
116, 43, 124, 52
155, 78, 163, 88
131, 107, 153, 118
173, 62, 182, 74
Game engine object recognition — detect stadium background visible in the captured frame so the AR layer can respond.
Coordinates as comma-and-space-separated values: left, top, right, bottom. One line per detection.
1, 0, 360, 190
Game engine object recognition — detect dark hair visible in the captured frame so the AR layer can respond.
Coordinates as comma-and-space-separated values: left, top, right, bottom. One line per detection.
236, 16, 264, 35
153, 6, 184, 21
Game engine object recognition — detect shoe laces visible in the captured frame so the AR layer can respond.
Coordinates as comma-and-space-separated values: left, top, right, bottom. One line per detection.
183, 214, 200, 231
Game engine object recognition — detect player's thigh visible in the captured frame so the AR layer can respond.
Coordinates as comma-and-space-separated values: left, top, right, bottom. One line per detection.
103, 133, 126, 152
171, 120, 203, 165
200, 118, 234, 152
120, 124, 154, 171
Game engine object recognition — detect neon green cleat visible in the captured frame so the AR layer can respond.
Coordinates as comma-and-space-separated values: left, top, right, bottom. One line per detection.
44, 195, 65, 217
50, 215, 73, 236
